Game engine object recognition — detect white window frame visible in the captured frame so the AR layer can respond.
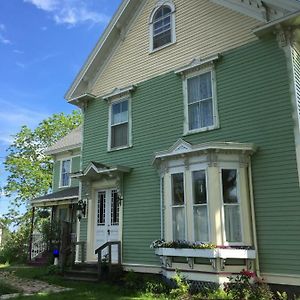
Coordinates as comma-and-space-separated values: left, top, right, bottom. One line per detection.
59, 158, 71, 188
149, 1, 176, 53
183, 67, 219, 135
108, 97, 132, 151
220, 167, 244, 246
190, 167, 210, 243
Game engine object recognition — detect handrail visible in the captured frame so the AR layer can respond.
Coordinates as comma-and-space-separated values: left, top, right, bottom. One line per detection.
95, 241, 121, 280
95, 241, 120, 254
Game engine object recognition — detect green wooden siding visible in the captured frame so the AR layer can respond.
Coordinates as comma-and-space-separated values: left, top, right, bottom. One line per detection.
81, 37, 300, 275
52, 155, 81, 192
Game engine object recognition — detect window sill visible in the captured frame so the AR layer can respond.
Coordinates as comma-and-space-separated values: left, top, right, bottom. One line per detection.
183, 125, 220, 136
108, 145, 133, 153
149, 41, 176, 54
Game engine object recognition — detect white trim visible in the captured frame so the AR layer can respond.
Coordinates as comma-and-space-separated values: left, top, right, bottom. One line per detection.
102, 86, 135, 101
107, 97, 132, 152
182, 67, 219, 136
31, 197, 78, 207
261, 273, 300, 286
174, 54, 220, 75
59, 158, 72, 188
149, 1, 176, 53
123, 264, 161, 274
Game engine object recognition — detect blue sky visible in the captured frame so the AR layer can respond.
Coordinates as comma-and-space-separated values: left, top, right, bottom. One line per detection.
0, 0, 122, 216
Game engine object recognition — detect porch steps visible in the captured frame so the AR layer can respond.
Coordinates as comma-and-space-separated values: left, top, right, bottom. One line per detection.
64, 263, 99, 282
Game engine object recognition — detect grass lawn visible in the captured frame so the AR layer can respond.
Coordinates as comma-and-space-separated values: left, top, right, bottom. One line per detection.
0, 280, 19, 296
0, 265, 168, 300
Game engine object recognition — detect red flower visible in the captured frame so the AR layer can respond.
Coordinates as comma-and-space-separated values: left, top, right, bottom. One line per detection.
241, 269, 256, 278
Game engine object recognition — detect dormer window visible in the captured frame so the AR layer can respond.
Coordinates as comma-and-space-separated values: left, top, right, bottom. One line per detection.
150, 2, 176, 52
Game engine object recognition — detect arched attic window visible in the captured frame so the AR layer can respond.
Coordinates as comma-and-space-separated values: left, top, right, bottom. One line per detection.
150, 2, 176, 52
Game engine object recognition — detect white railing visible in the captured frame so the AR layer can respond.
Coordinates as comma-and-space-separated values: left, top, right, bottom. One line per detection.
31, 233, 47, 260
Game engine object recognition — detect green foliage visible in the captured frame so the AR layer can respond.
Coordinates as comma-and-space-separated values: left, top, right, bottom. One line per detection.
0, 221, 31, 264
224, 271, 273, 300
145, 279, 171, 295
3, 110, 82, 223
0, 280, 19, 295
123, 270, 145, 291
170, 272, 190, 300
276, 291, 289, 300
39, 218, 60, 244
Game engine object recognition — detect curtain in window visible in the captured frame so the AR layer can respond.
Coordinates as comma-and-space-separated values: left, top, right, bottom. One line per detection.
188, 72, 213, 130
173, 207, 185, 240
61, 160, 70, 186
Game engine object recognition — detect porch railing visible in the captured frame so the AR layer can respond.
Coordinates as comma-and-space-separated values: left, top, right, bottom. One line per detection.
95, 241, 121, 280
31, 234, 47, 260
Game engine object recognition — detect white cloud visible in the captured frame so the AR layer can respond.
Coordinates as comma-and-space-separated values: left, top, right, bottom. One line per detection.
24, 0, 58, 12
24, 0, 110, 26
13, 49, 24, 54
0, 33, 11, 45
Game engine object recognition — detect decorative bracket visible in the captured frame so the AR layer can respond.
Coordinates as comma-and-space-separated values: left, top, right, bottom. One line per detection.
220, 259, 226, 271
210, 258, 217, 270
187, 257, 194, 269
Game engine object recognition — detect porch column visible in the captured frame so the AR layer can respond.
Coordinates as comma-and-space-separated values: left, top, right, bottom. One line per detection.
28, 206, 35, 261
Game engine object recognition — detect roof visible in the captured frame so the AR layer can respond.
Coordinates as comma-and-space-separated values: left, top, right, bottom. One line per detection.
31, 187, 79, 206
65, 0, 300, 103
45, 125, 82, 155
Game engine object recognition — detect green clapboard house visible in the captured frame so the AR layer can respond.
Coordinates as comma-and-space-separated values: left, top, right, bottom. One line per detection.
36, 0, 300, 288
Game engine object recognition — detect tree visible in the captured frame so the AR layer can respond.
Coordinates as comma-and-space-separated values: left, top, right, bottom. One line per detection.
3, 110, 82, 224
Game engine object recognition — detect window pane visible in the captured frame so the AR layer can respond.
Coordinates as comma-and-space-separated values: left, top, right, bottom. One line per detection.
172, 173, 184, 205
112, 100, 128, 125
193, 171, 207, 204
62, 173, 69, 187
200, 99, 213, 127
153, 6, 171, 21
61, 160, 70, 186
199, 72, 212, 99
224, 205, 242, 242
222, 169, 238, 203
194, 206, 209, 242
188, 103, 200, 130
173, 207, 185, 240
187, 72, 212, 104
62, 160, 70, 173
153, 30, 171, 49
111, 123, 128, 148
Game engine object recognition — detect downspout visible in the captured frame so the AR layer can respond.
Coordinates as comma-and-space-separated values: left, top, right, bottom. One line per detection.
248, 160, 260, 277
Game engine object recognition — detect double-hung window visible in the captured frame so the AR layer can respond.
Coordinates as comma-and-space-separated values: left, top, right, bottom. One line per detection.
171, 173, 185, 240
192, 170, 209, 242
221, 169, 242, 243
150, 2, 176, 52
185, 69, 217, 133
60, 159, 71, 187
109, 98, 129, 150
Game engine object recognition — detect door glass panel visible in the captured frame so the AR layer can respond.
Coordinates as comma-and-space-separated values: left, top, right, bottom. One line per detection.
97, 192, 106, 226
111, 190, 119, 225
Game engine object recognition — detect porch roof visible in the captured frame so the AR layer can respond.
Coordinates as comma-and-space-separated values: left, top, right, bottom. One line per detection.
31, 187, 79, 207
71, 161, 132, 180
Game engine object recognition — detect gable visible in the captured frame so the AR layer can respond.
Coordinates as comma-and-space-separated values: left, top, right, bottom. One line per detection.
67, 0, 265, 101
87, 0, 261, 98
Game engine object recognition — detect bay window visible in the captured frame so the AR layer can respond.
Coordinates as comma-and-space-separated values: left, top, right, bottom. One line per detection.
153, 140, 255, 246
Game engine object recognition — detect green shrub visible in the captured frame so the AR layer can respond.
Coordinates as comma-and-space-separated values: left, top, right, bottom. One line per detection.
47, 265, 61, 275
145, 279, 171, 295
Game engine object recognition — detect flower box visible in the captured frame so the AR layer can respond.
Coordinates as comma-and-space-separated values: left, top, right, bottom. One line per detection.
218, 248, 256, 259
155, 247, 218, 258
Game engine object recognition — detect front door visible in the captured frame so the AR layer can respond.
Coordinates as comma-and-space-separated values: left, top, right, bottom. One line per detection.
95, 189, 120, 262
